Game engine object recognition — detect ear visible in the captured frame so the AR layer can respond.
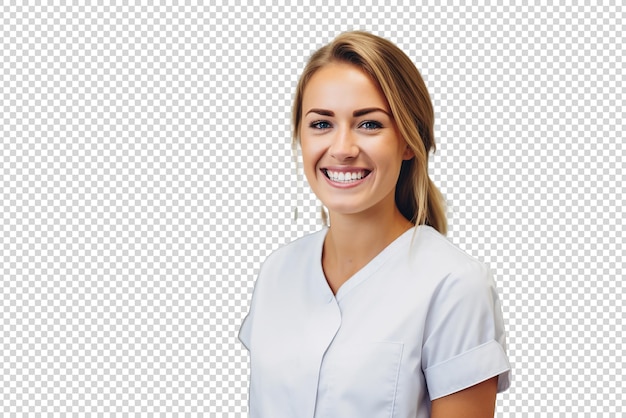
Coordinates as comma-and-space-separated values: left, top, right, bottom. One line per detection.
402, 144, 415, 160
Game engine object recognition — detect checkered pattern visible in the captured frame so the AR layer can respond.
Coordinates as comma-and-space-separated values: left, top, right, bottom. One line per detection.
1, 2, 623, 417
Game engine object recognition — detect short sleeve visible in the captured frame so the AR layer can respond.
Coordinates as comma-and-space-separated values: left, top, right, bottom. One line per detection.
422, 260, 511, 400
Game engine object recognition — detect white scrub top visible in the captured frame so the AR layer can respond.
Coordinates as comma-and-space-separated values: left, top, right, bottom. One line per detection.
239, 226, 511, 418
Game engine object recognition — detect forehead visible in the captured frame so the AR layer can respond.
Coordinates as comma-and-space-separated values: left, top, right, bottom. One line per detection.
302, 62, 390, 113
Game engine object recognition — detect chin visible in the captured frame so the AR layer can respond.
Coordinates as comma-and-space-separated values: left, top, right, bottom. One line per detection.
320, 200, 368, 216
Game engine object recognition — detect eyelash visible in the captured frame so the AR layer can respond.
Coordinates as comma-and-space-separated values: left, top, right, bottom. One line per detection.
309, 120, 383, 130
310, 120, 332, 130
360, 120, 383, 130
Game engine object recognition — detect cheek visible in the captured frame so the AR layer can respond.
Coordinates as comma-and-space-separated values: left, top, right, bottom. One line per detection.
300, 138, 324, 170
300, 146, 321, 188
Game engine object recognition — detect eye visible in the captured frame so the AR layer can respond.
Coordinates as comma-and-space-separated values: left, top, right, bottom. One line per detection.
359, 120, 383, 130
310, 120, 332, 130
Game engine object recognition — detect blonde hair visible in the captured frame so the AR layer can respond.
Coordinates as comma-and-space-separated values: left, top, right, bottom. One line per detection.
292, 31, 447, 234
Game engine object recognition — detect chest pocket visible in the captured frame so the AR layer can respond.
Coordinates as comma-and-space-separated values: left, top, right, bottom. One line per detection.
315, 341, 404, 418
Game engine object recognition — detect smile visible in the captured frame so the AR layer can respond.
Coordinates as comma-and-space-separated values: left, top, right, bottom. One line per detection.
322, 168, 371, 183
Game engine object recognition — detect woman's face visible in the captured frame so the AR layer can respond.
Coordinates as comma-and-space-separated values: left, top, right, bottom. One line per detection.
300, 62, 413, 220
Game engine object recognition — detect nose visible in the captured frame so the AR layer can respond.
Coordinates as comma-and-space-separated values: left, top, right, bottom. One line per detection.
329, 127, 358, 161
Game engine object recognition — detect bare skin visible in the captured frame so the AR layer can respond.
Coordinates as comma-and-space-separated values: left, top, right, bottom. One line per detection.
300, 63, 415, 293
431, 376, 498, 418
322, 204, 412, 294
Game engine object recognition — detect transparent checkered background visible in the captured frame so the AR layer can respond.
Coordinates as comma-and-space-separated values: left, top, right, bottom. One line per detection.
1, 2, 623, 416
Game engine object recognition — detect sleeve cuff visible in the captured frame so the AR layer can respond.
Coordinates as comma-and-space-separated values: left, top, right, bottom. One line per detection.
425, 340, 511, 400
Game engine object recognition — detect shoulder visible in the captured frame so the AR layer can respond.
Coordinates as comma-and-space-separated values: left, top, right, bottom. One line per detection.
253, 228, 327, 292
409, 228, 499, 325
262, 228, 326, 268
409, 225, 490, 279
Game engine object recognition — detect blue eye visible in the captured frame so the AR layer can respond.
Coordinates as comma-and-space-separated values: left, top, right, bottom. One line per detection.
360, 120, 382, 130
310, 120, 332, 130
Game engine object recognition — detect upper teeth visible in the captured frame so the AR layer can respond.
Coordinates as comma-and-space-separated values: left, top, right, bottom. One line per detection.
326, 170, 366, 182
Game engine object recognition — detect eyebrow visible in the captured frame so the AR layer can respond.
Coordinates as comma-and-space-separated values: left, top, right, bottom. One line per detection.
305, 107, 391, 117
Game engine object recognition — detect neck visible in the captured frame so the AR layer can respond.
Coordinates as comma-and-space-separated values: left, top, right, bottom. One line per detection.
326, 208, 412, 257
322, 202, 413, 292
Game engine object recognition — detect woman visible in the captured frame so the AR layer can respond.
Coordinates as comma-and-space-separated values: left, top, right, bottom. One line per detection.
239, 31, 511, 418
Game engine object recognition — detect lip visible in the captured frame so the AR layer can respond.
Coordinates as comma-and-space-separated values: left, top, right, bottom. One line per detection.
319, 167, 372, 189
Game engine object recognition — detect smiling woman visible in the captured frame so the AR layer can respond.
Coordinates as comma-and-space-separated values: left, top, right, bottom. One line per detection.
239, 31, 511, 418
299, 62, 413, 238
